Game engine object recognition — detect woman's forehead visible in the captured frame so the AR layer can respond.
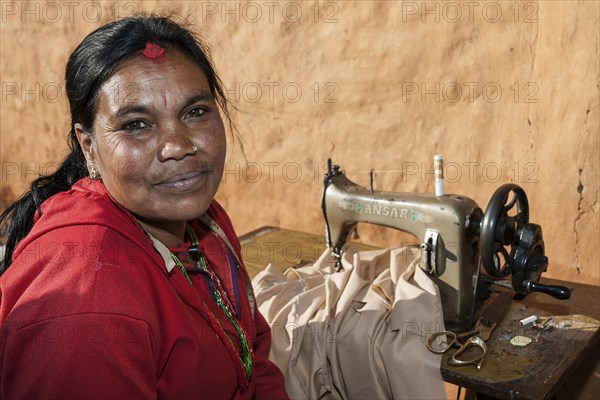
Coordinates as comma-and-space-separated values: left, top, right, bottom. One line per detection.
97, 51, 211, 111
106, 50, 209, 88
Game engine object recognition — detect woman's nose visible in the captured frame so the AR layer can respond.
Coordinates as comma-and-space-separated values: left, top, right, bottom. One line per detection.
157, 122, 196, 161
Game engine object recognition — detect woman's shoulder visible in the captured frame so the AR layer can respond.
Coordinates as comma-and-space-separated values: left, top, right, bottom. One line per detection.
37, 178, 140, 231
1, 179, 166, 323
1, 221, 166, 336
7, 177, 164, 283
14, 178, 145, 256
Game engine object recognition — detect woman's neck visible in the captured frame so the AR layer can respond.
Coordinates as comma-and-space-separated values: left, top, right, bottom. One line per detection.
137, 219, 187, 248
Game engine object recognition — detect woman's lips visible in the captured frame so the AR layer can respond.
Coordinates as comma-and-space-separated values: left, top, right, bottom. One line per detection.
154, 170, 211, 192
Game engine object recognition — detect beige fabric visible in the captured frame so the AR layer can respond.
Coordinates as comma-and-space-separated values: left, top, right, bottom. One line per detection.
253, 245, 446, 400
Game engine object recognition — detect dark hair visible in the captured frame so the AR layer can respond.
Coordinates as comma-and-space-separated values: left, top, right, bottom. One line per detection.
0, 15, 232, 272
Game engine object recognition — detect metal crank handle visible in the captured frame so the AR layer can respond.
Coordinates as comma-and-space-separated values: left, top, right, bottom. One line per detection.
526, 281, 571, 299
447, 336, 487, 371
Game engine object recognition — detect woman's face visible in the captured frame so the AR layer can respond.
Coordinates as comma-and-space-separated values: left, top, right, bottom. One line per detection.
76, 50, 226, 228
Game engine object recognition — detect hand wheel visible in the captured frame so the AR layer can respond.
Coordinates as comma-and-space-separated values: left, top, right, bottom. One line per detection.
480, 184, 529, 278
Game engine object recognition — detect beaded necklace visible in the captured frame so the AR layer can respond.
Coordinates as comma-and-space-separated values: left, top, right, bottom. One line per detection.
167, 225, 254, 391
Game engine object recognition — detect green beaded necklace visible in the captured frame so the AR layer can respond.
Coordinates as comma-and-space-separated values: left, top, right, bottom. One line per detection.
168, 225, 253, 388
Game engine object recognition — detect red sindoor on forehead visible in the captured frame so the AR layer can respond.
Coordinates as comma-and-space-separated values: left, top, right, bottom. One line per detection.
143, 42, 167, 63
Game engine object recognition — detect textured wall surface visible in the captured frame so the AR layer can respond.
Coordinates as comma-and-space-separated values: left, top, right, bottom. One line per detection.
1, 0, 598, 286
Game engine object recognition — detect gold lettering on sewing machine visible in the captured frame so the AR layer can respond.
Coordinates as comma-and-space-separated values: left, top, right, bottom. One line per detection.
336, 200, 433, 222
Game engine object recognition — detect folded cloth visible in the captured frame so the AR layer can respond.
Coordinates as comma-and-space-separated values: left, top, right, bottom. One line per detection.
253, 244, 446, 400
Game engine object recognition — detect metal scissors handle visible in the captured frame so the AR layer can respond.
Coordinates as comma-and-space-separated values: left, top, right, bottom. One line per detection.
426, 330, 460, 354
426, 330, 488, 371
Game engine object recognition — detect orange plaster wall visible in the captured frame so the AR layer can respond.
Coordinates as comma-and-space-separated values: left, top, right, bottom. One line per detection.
0, 0, 598, 285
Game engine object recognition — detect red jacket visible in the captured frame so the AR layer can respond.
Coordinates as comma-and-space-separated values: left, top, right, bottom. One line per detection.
0, 178, 289, 400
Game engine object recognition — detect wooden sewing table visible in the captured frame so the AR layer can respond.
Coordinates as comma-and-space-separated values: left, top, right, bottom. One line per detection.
240, 226, 600, 400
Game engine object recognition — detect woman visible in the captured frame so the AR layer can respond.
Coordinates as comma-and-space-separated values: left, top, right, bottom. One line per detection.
0, 15, 288, 399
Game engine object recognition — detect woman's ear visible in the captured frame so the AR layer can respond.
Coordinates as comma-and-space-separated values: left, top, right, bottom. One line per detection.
74, 123, 102, 180
74, 123, 95, 162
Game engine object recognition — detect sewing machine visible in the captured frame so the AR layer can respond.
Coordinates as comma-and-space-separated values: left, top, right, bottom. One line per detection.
322, 159, 571, 331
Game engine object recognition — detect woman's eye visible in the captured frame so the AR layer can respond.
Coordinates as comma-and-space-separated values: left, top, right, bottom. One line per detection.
186, 107, 206, 119
123, 120, 149, 131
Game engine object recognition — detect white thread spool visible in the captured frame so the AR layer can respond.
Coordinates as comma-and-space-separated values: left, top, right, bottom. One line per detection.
519, 315, 538, 326
434, 154, 444, 197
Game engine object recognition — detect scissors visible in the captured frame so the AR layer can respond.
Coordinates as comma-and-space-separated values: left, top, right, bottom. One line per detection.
426, 292, 512, 370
